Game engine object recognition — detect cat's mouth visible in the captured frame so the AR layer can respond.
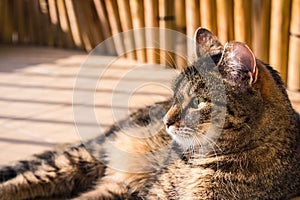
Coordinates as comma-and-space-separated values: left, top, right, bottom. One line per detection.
166, 123, 210, 149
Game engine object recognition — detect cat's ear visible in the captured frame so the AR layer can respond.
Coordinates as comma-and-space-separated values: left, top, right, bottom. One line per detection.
194, 27, 223, 58
218, 41, 258, 85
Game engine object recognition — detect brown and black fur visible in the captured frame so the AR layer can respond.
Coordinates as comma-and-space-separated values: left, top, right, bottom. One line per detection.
0, 28, 300, 200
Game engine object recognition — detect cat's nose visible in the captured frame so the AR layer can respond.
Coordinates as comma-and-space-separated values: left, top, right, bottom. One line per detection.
163, 117, 175, 128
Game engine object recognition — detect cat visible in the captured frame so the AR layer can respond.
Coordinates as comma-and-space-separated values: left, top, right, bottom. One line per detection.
0, 27, 300, 200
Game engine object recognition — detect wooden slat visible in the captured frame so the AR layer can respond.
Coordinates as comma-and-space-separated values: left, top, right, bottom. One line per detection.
93, 0, 115, 55
269, 0, 291, 83
216, 0, 234, 44
175, 0, 186, 32
130, 0, 147, 62
289, 0, 300, 35
0, 0, 4, 41
186, 0, 200, 36
32, 0, 43, 45
117, 0, 136, 60
159, 0, 175, 67
48, 0, 63, 47
105, 0, 125, 57
48, 0, 59, 28
64, 0, 83, 49
80, 0, 104, 49
39, 0, 55, 46
287, 0, 300, 90
72, 0, 93, 51
200, 0, 217, 34
16, 0, 26, 43
56, 0, 75, 48
25, 0, 36, 44
144, 0, 160, 64
287, 36, 300, 91
89, 0, 107, 46
11, 0, 18, 43
186, 0, 200, 61
252, 0, 271, 62
2, 0, 13, 43
79, 0, 96, 48
174, 0, 187, 68
88, 1, 106, 51
233, 0, 252, 47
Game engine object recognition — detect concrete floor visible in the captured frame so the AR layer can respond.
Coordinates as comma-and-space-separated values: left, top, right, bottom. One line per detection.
0, 45, 299, 165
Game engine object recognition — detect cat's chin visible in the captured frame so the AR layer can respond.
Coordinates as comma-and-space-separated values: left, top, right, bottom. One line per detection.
166, 126, 202, 150
175, 136, 199, 150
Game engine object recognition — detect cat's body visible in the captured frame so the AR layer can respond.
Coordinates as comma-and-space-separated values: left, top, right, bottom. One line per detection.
0, 28, 300, 199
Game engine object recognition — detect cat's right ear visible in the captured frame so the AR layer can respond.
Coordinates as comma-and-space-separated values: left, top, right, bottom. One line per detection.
218, 41, 258, 86
194, 27, 223, 58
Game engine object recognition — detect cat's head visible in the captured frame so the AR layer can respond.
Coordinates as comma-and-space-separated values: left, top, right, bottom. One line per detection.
163, 28, 275, 153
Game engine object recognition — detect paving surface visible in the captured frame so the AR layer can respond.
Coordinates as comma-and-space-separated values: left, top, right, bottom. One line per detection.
0, 45, 174, 165
0, 45, 299, 165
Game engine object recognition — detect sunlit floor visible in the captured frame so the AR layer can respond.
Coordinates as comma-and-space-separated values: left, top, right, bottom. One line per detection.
0, 45, 299, 165
0, 45, 174, 164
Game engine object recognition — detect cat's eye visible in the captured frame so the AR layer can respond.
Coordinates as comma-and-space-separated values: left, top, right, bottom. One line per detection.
191, 97, 206, 109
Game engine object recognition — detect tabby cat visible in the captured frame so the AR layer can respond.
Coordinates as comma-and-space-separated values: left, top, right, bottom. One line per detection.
0, 28, 300, 200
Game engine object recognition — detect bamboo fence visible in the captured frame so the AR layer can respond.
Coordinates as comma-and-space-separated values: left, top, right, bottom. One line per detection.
0, 0, 299, 90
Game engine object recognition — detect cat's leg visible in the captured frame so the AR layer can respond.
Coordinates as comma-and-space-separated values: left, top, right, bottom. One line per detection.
73, 169, 134, 200
73, 177, 130, 200
0, 144, 104, 200
73, 168, 152, 200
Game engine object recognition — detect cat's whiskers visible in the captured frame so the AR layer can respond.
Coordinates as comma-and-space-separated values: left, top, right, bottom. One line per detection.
164, 50, 181, 70
183, 137, 193, 159
149, 37, 178, 69
148, 39, 180, 69
200, 134, 223, 161
174, 125, 224, 161
193, 137, 205, 159
189, 133, 221, 162
200, 133, 223, 154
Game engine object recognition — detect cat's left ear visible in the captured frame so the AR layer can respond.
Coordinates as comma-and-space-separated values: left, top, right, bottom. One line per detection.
218, 41, 258, 85
194, 27, 223, 58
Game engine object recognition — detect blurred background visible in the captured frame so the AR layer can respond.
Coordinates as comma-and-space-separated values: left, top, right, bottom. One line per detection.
0, 0, 299, 164
0, 0, 299, 88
